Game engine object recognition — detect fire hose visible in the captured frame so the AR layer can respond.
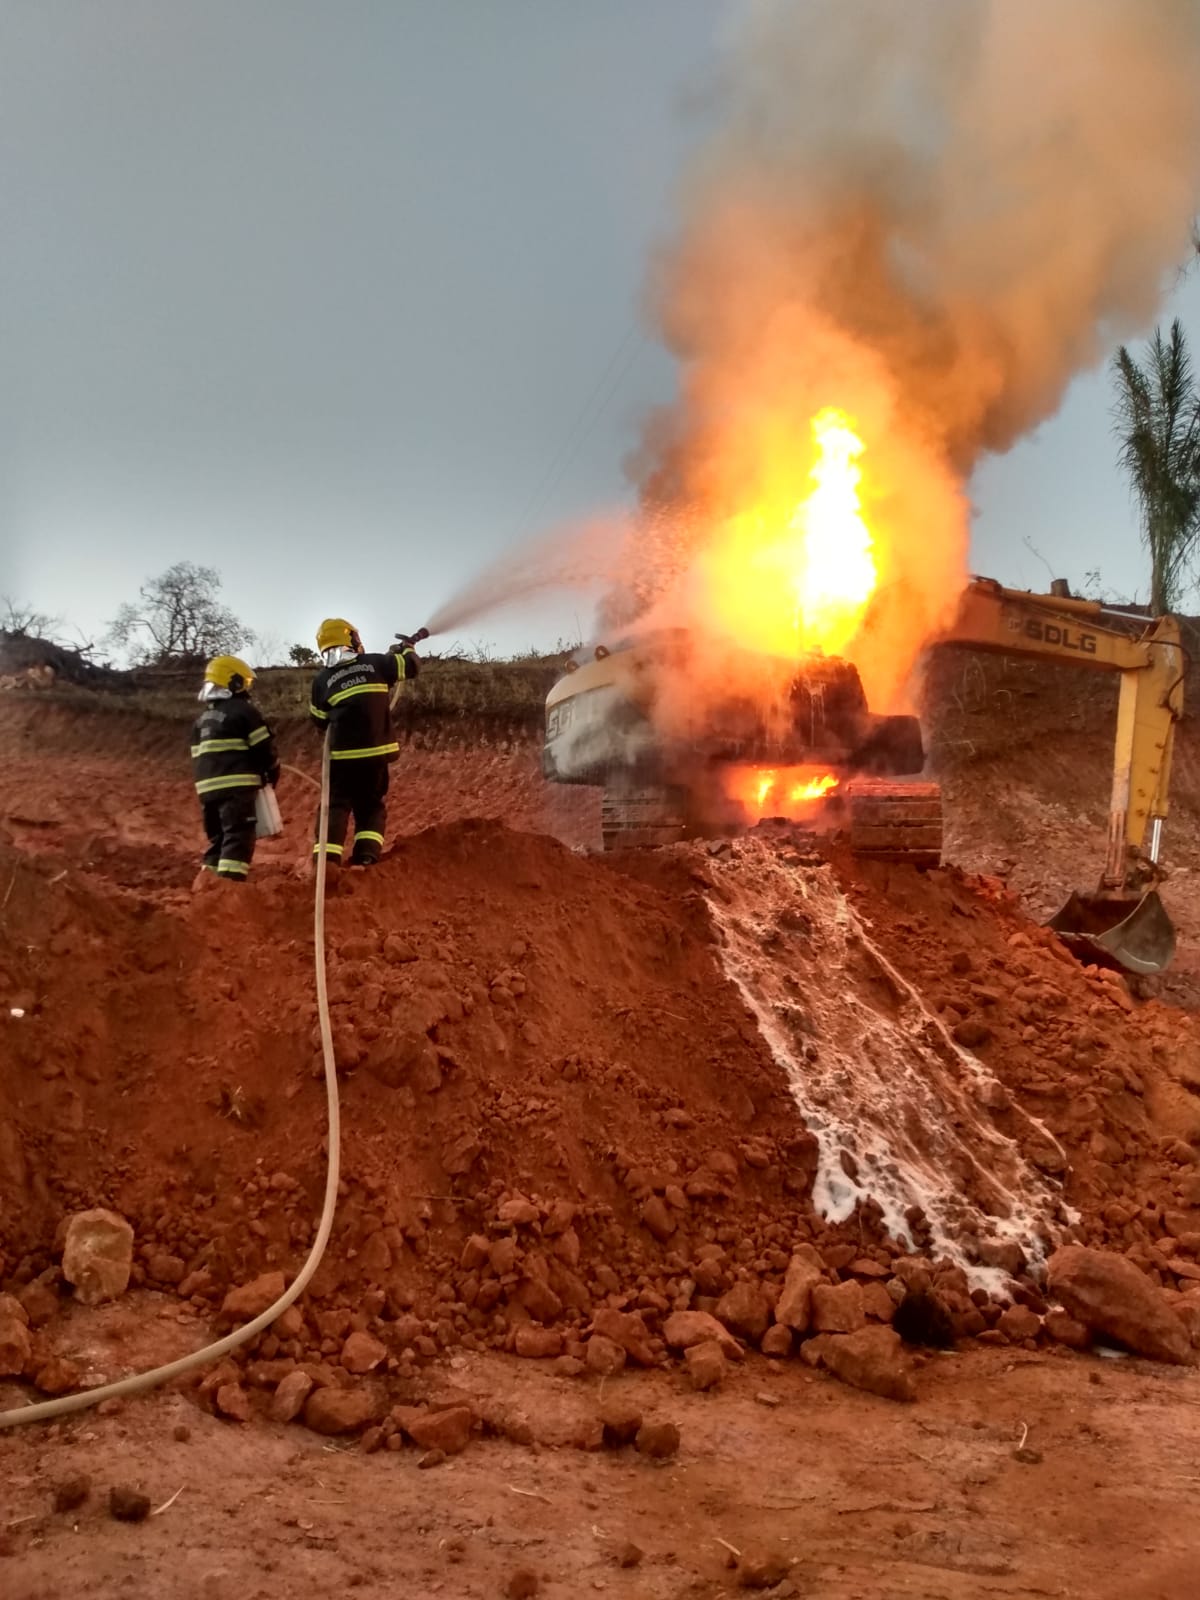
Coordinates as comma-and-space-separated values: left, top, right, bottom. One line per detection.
0, 731, 342, 1429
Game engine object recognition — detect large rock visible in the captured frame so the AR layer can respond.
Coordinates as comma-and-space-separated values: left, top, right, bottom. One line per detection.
584, 1334, 626, 1376
640, 1196, 676, 1243
215, 1382, 252, 1422
860, 1281, 897, 1324
405, 1405, 474, 1456
34, 1355, 81, 1395
61, 1209, 134, 1305
590, 1308, 656, 1366
1044, 1308, 1090, 1351
303, 1386, 376, 1435
515, 1326, 563, 1359
271, 1370, 314, 1423
517, 1277, 563, 1324
1047, 1246, 1192, 1365
340, 1330, 387, 1374
774, 1253, 823, 1332
821, 1326, 917, 1402
220, 1271, 287, 1324
716, 1281, 772, 1343
685, 1340, 726, 1391
810, 1280, 865, 1334
662, 1310, 742, 1358
0, 1310, 32, 1376
761, 1323, 793, 1358
599, 1395, 642, 1446
998, 1304, 1042, 1344
146, 1252, 186, 1286
273, 1305, 305, 1340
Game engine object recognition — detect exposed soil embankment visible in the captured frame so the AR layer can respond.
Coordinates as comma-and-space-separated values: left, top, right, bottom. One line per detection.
2, 679, 1200, 1434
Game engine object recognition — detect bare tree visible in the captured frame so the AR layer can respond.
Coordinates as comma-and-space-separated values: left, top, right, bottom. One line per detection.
252, 631, 290, 667
1112, 320, 1200, 615
108, 563, 253, 665
1, 596, 59, 638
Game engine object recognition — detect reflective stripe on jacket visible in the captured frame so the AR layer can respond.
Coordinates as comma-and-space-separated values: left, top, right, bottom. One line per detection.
190, 696, 280, 798
309, 648, 418, 762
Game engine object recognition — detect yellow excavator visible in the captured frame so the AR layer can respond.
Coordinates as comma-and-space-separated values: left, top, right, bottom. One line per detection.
929, 578, 1184, 975
541, 577, 1186, 976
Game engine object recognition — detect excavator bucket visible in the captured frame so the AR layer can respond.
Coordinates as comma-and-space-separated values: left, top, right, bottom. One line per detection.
1047, 889, 1176, 976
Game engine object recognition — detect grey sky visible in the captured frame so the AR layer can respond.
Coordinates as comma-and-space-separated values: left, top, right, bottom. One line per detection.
4, 1, 1197, 662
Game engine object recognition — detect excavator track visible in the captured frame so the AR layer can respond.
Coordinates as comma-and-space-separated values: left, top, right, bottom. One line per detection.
600, 780, 688, 851
847, 778, 944, 867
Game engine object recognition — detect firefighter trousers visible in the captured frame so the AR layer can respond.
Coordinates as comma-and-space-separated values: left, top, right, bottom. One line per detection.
313, 759, 389, 865
202, 790, 257, 878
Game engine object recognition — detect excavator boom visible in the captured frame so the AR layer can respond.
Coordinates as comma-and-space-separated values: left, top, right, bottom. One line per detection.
936, 579, 1185, 974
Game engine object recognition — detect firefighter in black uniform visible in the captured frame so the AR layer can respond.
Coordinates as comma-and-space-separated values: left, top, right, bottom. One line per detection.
191, 655, 280, 882
309, 618, 420, 868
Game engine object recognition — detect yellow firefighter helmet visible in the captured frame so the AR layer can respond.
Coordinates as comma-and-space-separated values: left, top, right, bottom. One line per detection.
316, 617, 362, 654
203, 655, 255, 693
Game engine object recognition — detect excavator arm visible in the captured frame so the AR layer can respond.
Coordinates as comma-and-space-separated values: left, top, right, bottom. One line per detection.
932, 578, 1186, 975
942, 578, 1184, 887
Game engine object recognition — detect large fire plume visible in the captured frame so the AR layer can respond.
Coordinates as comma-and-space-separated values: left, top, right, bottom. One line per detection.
613, 0, 1200, 719
701, 406, 877, 660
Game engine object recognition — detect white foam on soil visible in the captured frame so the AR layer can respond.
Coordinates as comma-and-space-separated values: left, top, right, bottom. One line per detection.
703, 837, 1073, 1285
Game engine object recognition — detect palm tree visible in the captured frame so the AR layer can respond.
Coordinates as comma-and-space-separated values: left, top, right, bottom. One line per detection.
1112, 319, 1200, 615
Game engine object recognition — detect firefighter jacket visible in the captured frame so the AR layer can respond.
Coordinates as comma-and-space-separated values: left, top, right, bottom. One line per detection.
308, 647, 419, 763
190, 695, 280, 800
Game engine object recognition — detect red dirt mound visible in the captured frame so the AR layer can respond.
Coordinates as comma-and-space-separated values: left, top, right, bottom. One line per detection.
4, 693, 1200, 1424
835, 853, 1200, 1263
0, 823, 821, 1347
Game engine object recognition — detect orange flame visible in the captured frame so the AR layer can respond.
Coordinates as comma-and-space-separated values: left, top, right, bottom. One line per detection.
701, 407, 877, 660
727, 766, 840, 818
790, 773, 839, 803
